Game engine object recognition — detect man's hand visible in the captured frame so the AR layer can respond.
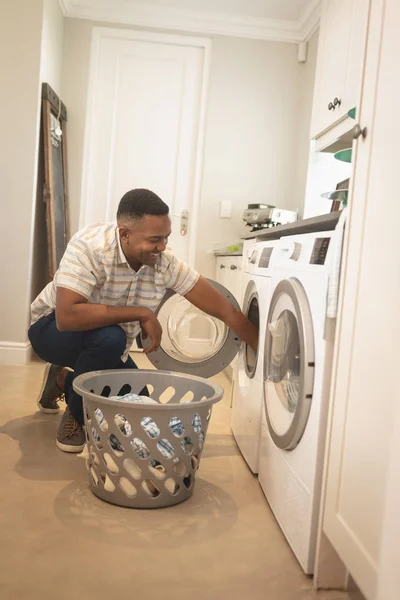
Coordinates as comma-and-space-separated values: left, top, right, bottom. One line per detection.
184, 276, 258, 353
140, 312, 163, 354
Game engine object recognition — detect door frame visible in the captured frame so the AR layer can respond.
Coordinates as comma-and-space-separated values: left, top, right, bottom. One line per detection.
79, 26, 212, 267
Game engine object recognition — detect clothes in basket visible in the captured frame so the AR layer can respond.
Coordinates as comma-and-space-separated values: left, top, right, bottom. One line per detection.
92, 393, 159, 453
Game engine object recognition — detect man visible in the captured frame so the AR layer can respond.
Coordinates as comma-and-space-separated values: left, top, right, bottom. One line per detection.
29, 189, 257, 453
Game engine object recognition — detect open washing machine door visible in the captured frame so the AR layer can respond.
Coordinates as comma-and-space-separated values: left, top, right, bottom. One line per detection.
263, 278, 315, 450
140, 279, 242, 378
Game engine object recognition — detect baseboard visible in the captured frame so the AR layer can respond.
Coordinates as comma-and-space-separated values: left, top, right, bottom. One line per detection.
0, 341, 32, 365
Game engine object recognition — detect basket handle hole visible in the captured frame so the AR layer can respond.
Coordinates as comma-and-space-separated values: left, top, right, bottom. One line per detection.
180, 391, 194, 404
117, 383, 132, 396
159, 386, 176, 404
100, 386, 111, 397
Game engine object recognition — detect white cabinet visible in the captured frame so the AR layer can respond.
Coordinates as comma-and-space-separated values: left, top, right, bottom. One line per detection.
322, 1, 400, 599
215, 255, 243, 304
311, 0, 370, 138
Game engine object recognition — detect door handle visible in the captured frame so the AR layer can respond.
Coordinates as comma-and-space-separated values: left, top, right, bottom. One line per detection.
220, 264, 226, 269
230, 265, 238, 270
353, 124, 367, 139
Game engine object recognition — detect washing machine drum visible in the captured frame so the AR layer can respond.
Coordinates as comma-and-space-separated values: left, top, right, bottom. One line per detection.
139, 279, 242, 378
268, 309, 300, 413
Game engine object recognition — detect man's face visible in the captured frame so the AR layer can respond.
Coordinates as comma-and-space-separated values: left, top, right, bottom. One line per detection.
118, 214, 172, 267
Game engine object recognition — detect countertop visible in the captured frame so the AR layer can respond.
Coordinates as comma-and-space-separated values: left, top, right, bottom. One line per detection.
241, 211, 341, 241
213, 251, 243, 257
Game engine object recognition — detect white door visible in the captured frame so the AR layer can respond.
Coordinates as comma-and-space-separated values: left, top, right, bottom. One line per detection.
80, 28, 210, 264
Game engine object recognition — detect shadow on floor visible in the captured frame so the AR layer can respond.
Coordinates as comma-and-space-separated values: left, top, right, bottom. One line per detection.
53, 477, 238, 549
201, 433, 241, 458
0, 412, 87, 482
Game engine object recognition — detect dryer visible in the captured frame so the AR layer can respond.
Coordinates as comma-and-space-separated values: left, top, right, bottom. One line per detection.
258, 230, 341, 574
231, 239, 278, 473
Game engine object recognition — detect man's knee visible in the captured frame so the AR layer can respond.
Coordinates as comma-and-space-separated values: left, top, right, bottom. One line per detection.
90, 325, 127, 358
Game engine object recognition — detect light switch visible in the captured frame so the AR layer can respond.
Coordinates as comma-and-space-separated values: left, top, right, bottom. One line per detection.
220, 200, 232, 219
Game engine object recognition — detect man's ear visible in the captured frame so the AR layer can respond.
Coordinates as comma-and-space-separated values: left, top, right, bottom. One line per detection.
119, 227, 130, 243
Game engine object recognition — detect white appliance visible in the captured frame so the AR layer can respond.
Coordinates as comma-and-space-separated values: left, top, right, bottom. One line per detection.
258, 230, 341, 574
231, 239, 278, 473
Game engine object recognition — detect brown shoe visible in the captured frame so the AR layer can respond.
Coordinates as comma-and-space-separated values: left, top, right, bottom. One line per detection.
56, 407, 85, 453
37, 364, 65, 414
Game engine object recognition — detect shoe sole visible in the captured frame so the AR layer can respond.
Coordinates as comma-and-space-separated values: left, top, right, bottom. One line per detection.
37, 363, 60, 414
56, 439, 85, 453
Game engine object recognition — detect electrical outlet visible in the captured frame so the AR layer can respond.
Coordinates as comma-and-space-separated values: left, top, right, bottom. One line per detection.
220, 200, 232, 219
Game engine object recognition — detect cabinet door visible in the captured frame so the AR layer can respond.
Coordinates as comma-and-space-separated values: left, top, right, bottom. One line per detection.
225, 256, 243, 300
311, 0, 370, 138
323, 1, 400, 598
215, 257, 227, 287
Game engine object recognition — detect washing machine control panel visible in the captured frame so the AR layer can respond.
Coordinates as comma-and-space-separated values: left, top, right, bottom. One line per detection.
258, 247, 274, 268
310, 237, 331, 265
248, 249, 259, 264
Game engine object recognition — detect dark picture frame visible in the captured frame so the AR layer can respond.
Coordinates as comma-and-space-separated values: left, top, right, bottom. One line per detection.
41, 83, 70, 280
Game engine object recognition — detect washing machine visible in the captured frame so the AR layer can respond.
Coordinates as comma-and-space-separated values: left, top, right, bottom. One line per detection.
231, 239, 279, 473
258, 229, 342, 574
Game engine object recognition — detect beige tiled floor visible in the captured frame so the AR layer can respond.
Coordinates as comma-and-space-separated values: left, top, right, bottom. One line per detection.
0, 357, 348, 600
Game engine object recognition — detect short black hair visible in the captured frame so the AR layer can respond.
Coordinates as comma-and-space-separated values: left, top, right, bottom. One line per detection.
117, 189, 169, 220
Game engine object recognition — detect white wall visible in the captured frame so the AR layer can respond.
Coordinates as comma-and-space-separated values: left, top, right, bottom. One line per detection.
294, 30, 318, 219
40, 0, 64, 95
196, 35, 317, 277
31, 0, 65, 306
0, 0, 44, 361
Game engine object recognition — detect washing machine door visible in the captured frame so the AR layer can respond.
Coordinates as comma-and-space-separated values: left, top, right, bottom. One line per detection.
263, 278, 315, 450
140, 279, 241, 378
242, 283, 260, 379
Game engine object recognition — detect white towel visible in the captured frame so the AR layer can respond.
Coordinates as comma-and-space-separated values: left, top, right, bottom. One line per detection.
327, 207, 348, 319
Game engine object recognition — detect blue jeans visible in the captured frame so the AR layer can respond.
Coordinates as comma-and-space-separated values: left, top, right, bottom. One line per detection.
28, 312, 142, 425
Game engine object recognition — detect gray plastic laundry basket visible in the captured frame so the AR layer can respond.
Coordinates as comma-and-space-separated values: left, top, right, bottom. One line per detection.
73, 369, 224, 509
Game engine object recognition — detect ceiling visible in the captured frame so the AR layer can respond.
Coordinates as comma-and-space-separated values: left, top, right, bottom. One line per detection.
60, 0, 321, 42
113, 0, 312, 21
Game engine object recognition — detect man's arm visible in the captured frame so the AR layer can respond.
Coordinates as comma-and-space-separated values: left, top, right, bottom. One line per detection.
56, 288, 162, 353
184, 276, 258, 352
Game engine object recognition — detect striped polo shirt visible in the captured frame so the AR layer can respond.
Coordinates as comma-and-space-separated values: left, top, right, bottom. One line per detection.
30, 223, 200, 360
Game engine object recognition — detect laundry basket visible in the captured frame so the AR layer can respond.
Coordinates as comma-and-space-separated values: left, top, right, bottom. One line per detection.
73, 369, 224, 509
